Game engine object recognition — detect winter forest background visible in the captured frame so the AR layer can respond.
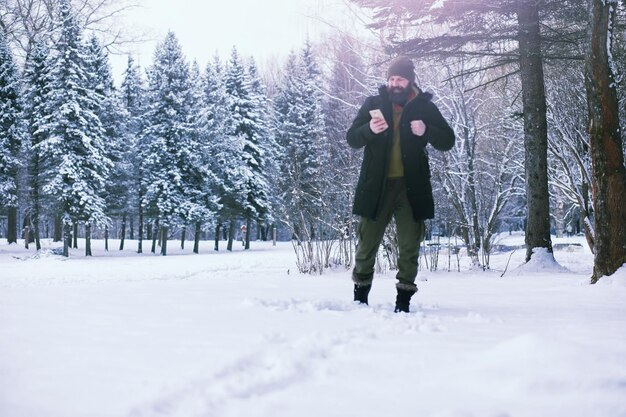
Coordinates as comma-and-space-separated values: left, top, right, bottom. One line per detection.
1, 0, 626, 281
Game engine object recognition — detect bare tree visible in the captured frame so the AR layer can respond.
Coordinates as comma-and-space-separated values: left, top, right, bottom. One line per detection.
432, 66, 524, 269
0, 0, 140, 61
545, 64, 595, 251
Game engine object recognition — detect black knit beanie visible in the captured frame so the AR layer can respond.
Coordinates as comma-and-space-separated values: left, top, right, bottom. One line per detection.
387, 56, 415, 83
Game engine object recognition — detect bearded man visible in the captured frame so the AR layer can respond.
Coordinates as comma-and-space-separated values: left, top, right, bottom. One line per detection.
346, 56, 455, 312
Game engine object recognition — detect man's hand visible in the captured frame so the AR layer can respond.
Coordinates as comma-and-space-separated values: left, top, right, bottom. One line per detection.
411, 120, 426, 136
370, 117, 389, 134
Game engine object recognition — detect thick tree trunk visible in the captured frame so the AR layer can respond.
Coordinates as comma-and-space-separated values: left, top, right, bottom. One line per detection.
181, 225, 186, 250
85, 223, 92, 256
129, 213, 134, 240
33, 214, 41, 251
54, 212, 62, 242
517, 2, 554, 262
119, 213, 127, 250
29, 150, 42, 250
151, 219, 159, 254
193, 221, 201, 254
63, 222, 70, 257
227, 220, 235, 251
214, 224, 220, 251
584, 0, 626, 283
245, 218, 251, 250
160, 225, 168, 256
7, 206, 17, 244
73, 222, 78, 249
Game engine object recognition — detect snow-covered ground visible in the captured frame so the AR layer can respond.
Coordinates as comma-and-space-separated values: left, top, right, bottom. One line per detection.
1, 233, 625, 417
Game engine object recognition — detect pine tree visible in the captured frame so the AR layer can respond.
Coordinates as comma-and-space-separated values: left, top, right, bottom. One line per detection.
275, 44, 328, 244
119, 56, 146, 253
200, 55, 228, 251
83, 34, 125, 253
0, 32, 24, 245
185, 60, 218, 253
234, 54, 275, 249
220, 47, 252, 251
40, 0, 111, 257
22, 41, 55, 250
246, 57, 280, 244
141, 31, 195, 256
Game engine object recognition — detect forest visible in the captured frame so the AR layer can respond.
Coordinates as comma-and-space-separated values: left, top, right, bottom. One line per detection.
1, 0, 625, 282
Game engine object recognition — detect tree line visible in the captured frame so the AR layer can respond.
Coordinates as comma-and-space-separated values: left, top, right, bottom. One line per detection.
1, 0, 625, 283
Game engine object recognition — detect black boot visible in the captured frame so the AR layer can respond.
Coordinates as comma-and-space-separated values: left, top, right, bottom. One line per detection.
354, 283, 371, 305
394, 288, 415, 313
352, 270, 373, 305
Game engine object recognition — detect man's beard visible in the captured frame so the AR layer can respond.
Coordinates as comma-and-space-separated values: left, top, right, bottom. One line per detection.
388, 84, 412, 105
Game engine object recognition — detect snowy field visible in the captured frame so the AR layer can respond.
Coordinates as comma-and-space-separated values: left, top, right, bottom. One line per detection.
1, 233, 625, 417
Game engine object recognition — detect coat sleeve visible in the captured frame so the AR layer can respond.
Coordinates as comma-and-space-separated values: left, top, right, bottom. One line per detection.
346, 97, 379, 149
423, 102, 455, 151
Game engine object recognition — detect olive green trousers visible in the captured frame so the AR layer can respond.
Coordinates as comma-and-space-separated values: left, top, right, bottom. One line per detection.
353, 178, 425, 292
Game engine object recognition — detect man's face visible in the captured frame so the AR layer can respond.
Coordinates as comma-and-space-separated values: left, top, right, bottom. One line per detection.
387, 75, 411, 104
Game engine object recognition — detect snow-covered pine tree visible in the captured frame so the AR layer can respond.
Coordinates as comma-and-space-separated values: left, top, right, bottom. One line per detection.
241, 57, 276, 249
141, 31, 195, 256
119, 56, 146, 253
83, 34, 126, 253
185, 60, 218, 253
22, 41, 55, 251
201, 55, 229, 251
275, 44, 329, 248
0, 32, 24, 245
220, 47, 252, 251
40, 0, 111, 257
245, 57, 279, 246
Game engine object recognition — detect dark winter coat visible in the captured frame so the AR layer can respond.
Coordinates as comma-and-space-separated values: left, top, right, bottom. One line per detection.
347, 85, 455, 221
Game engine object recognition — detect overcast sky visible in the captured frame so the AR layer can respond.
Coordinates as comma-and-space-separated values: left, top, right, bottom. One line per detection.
109, 0, 360, 79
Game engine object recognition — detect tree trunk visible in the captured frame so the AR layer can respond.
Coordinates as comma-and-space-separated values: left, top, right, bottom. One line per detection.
272, 225, 277, 246
160, 225, 168, 256
137, 207, 143, 254
104, 225, 109, 251
54, 212, 62, 242
24, 225, 29, 249
194, 221, 201, 254
151, 219, 159, 254
584, 0, 626, 283
227, 220, 235, 251
214, 224, 220, 251
29, 148, 42, 250
119, 213, 127, 250
85, 223, 92, 256
7, 206, 17, 244
33, 213, 41, 251
517, 2, 554, 262
245, 218, 251, 250
129, 213, 134, 240
181, 225, 186, 250
63, 222, 71, 257
73, 222, 78, 249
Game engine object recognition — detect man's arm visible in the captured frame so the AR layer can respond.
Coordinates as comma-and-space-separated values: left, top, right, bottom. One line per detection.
347, 97, 381, 149
422, 102, 455, 151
